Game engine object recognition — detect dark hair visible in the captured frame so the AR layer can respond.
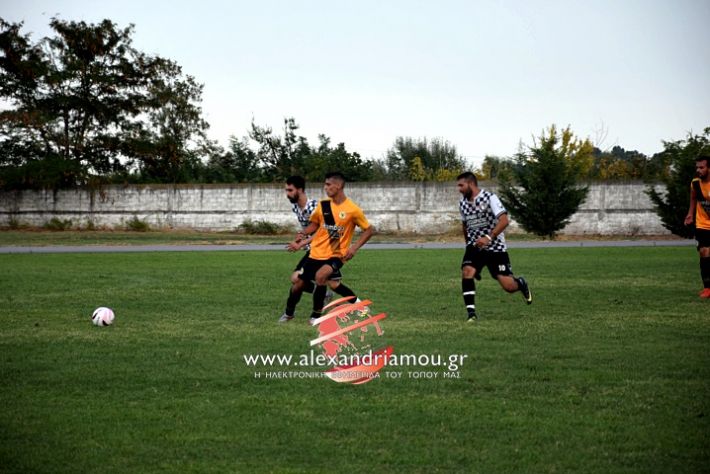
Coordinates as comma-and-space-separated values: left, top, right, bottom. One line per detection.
324, 171, 346, 183
286, 175, 306, 190
456, 171, 478, 186
696, 155, 710, 167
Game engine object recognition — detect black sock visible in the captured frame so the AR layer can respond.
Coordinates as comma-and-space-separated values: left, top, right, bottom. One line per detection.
302, 280, 315, 293
701, 257, 710, 289
311, 285, 327, 318
285, 287, 303, 317
332, 283, 356, 300
462, 278, 476, 315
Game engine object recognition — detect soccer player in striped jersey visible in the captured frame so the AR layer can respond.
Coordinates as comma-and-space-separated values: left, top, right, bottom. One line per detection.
457, 172, 532, 322
684, 155, 710, 299
283, 175, 321, 287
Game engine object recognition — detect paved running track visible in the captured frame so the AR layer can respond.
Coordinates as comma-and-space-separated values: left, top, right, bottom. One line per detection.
0, 240, 696, 254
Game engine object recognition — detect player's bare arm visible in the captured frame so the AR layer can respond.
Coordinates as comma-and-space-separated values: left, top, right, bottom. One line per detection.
286, 233, 314, 252
475, 213, 509, 248
344, 225, 375, 261
292, 221, 318, 247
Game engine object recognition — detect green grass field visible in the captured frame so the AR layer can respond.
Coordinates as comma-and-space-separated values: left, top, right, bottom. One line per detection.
1, 246, 708, 473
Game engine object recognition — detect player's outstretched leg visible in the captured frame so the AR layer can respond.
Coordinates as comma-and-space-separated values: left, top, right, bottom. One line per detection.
497, 275, 532, 305
311, 265, 335, 324
279, 281, 305, 323
461, 264, 478, 322
462, 277, 477, 322
310, 284, 328, 325
330, 281, 356, 299
516, 276, 532, 304
323, 281, 356, 309
700, 256, 710, 298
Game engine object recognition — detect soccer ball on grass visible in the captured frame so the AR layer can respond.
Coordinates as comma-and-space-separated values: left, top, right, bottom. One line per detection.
91, 307, 115, 326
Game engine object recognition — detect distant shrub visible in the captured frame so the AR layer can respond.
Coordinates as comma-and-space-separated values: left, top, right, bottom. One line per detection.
8, 216, 22, 230
237, 219, 289, 235
126, 215, 150, 232
43, 217, 73, 231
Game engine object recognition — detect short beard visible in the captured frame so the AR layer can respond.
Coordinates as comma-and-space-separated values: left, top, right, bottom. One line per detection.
287, 195, 298, 204
463, 189, 473, 200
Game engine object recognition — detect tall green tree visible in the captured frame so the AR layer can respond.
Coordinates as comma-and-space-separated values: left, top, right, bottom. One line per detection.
303, 135, 373, 182
478, 155, 513, 181
646, 128, 710, 238
0, 17, 209, 189
384, 136, 465, 181
499, 125, 591, 239
126, 65, 210, 183
247, 117, 372, 182
204, 137, 262, 183
248, 117, 309, 179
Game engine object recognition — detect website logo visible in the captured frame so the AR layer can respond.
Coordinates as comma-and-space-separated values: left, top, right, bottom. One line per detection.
309, 296, 392, 385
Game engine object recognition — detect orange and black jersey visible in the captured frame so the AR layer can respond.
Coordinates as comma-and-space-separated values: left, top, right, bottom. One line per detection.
692, 178, 710, 231
308, 198, 370, 260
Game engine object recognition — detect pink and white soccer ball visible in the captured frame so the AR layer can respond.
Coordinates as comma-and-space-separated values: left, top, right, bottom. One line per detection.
91, 307, 115, 326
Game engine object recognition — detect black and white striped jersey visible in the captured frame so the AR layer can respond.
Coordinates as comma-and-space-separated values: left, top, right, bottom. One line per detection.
459, 190, 508, 252
292, 199, 318, 251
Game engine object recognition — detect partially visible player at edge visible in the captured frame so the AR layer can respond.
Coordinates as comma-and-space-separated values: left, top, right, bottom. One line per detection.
279, 176, 358, 322
457, 172, 532, 322
684, 154, 710, 299
280, 172, 374, 324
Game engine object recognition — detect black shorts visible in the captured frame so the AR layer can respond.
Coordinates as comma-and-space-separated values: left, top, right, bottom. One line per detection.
295, 252, 343, 280
298, 257, 344, 283
697, 228, 710, 250
461, 245, 513, 279
294, 251, 311, 272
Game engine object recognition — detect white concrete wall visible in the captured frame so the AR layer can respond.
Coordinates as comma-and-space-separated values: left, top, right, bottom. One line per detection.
0, 182, 670, 235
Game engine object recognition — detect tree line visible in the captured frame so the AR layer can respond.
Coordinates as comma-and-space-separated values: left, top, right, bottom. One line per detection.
0, 17, 464, 188
1, 17, 702, 189
1, 18, 708, 239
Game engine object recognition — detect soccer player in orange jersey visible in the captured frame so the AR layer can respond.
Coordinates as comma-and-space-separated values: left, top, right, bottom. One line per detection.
279, 172, 374, 324
684, 155, 710, 299
281, 176, 353, 321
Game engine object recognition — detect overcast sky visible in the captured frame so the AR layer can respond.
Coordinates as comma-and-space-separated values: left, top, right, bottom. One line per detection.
2, 0, 709, 166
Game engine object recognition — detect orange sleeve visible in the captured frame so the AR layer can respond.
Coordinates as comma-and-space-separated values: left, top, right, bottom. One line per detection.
353, 206, 370, 230
310, 202, 322, 225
